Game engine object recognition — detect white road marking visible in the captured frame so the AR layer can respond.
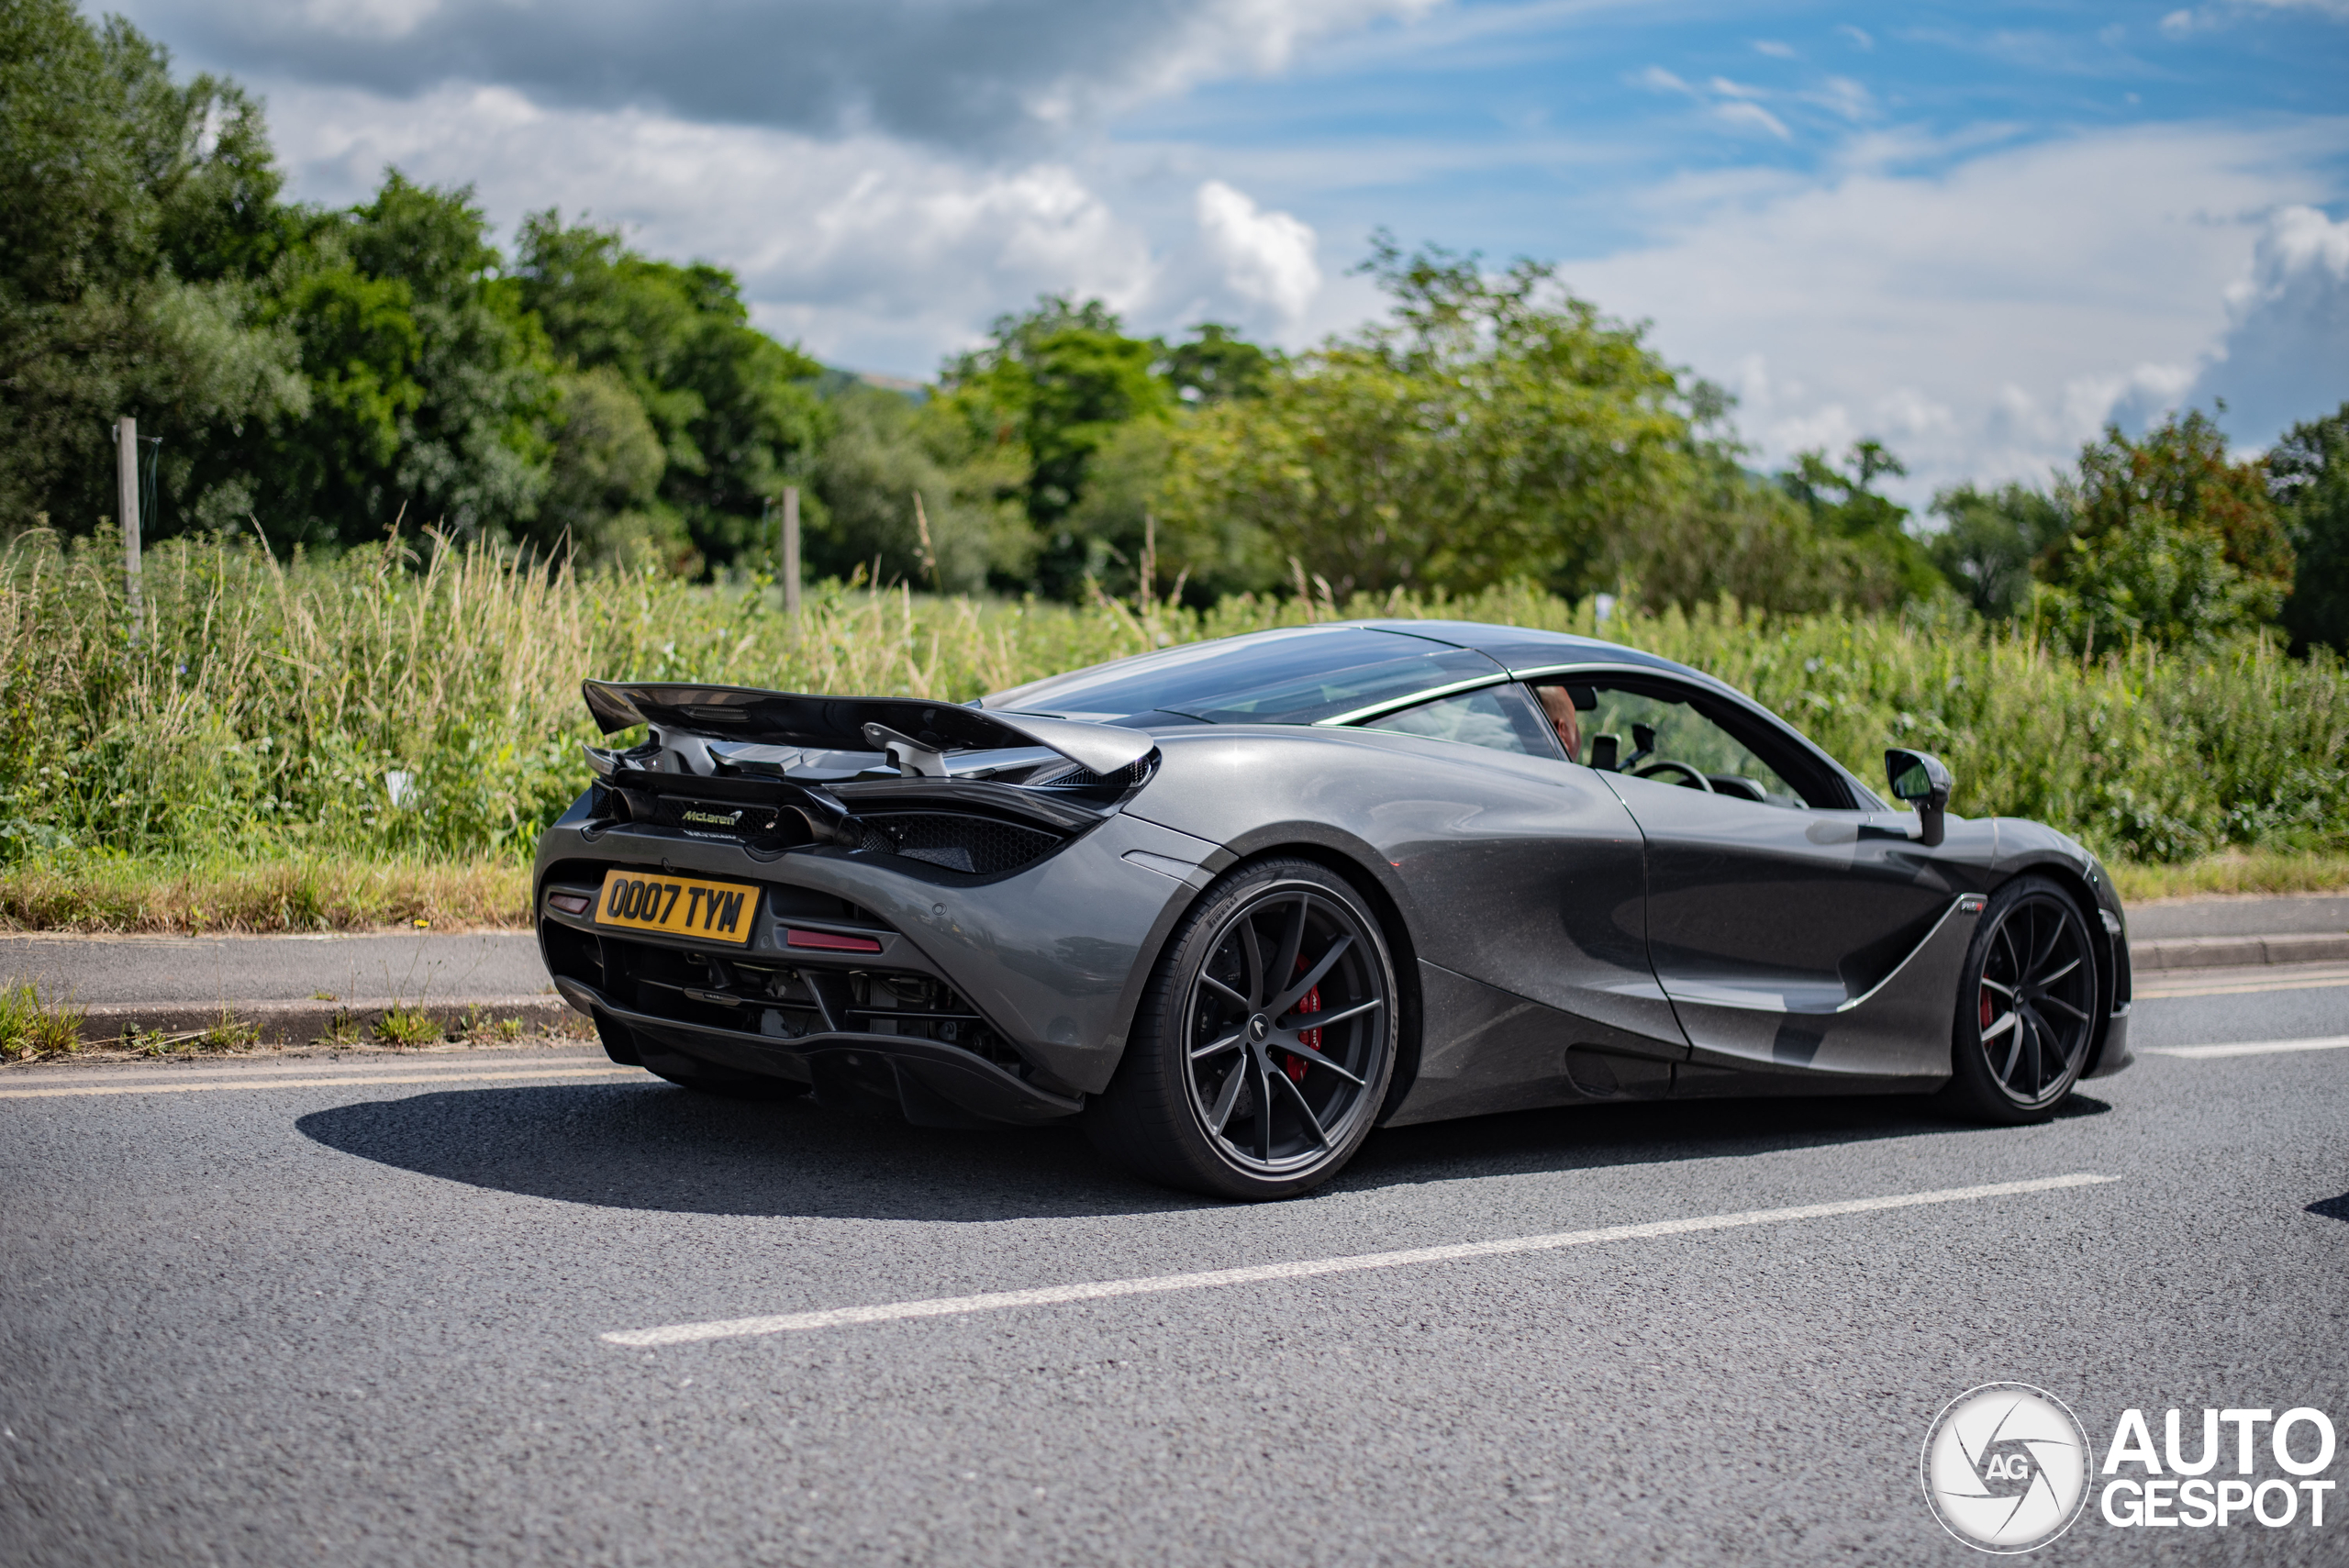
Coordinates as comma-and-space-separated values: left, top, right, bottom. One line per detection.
605, 1173, 2117, 1348
0, 1065, 640, 1099
2143, 1035, 2349, 1060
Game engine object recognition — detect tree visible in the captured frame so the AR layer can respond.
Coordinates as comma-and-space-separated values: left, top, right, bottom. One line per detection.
939, 295, 1174, 597
1624, 453, 1914, 616
1160, 323, 1273, 405
2038, 410, 2294, 649
1776, 440, 1942, 605
539, 364, 672, 568
1928, 481, 2073, 619
0, 1, 304, 535
1154, 240, 1696, 598
515, 214, 825, 573
808, 383, 1029, 593
2269, 401, 2349, 652
248, 174, 555, 551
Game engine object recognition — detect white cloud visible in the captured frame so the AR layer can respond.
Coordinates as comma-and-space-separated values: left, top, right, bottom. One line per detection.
1560, 120, 2349, 496
1805, 76, 1874, 122
2183, 205, 2349, 442
2157, 0, 2349, 37
1751, 39, 1796, 59
1713, 101, 1792, 140
263, 81, 1159, 373
1196, 181, 1323, 323
2237, 0, 2349, 17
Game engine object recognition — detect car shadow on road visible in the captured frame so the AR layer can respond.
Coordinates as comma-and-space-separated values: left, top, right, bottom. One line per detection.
295, 1077, 2112, 1223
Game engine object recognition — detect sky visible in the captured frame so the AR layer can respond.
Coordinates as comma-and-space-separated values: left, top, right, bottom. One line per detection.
118, 0, 2349, 503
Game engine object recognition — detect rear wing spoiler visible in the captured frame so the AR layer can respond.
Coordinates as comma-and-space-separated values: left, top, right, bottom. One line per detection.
582, 681, 1155, 778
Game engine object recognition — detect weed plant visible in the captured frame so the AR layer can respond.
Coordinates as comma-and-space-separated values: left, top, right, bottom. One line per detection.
3, 530, 2343, 916
0, 982, 83, 1059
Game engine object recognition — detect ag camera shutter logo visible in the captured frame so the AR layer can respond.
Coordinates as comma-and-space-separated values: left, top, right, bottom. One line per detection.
1921, 1383, 2091, 1552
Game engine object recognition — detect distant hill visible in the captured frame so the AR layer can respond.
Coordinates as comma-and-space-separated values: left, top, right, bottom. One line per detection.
814, 366, 930, 402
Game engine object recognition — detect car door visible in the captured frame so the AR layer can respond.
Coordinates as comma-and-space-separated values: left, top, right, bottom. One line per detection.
1531, 672, 1965, 1083
1342, 681, 1688, 1119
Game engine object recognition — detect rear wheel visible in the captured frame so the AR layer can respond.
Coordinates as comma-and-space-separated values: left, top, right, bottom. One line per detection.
1085, 858, 1397, 1200
1942, 876, 2098, 1123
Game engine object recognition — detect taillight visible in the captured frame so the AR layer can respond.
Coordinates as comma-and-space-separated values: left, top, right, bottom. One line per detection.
785, 928, 883, 953
548, 891, 595, 916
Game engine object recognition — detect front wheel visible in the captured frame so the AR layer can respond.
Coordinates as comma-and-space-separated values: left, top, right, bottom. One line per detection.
1941, 876, 2099, 1123
1086, 858, 1398, 1200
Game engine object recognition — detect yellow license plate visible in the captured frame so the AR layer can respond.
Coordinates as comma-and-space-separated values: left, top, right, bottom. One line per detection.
594, 870, 760, 946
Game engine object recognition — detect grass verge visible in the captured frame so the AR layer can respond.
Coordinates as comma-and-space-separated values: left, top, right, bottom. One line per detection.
2107, 851, 2349, 904
0, 850, 529, 933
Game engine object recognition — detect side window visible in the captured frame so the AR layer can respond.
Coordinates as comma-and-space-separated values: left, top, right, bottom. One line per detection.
1360, 684, 1557, 758
1531, 678, 1833, 808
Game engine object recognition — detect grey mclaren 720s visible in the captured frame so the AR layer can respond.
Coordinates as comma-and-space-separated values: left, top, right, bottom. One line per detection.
536, 619, 2133, 1199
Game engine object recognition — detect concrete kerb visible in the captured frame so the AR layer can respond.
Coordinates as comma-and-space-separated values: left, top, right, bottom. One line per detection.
2127, 932, 2349, 972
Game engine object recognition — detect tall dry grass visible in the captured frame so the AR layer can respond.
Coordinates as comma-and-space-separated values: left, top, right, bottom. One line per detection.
3, 529, 2344, 931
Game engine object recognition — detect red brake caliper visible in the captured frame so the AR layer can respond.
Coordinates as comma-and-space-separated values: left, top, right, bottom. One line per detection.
1979, 985, 1994, 1031
1286, 957, 1321, 1083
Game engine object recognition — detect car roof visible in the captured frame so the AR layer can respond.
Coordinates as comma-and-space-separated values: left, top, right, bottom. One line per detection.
981, 618, 1721, 728
1343, 620, 1699, 680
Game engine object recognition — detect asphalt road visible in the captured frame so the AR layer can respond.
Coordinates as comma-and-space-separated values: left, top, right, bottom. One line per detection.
2, 973, 2343, 1566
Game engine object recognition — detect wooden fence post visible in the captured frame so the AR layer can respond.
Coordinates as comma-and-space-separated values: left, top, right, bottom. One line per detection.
781, 484, 801, 615
117, 416, 141, 646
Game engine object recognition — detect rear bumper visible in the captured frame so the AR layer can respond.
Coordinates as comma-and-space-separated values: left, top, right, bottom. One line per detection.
556, 973, 1083, 1125
532, 803, 1220, 1113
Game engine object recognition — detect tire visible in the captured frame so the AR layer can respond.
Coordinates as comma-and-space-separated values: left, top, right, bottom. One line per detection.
1941, 875, 2099, 1124
1085, 857, 1399, 1200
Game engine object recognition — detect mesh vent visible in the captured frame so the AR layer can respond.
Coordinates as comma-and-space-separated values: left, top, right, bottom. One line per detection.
1041, 757, 1151, 791
864, 812, 1063, 876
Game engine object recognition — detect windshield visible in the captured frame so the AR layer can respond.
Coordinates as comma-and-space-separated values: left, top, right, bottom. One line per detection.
982, 626, 1501, 726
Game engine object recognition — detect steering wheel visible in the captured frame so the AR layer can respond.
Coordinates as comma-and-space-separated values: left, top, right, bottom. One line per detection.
1634, 759, 1714, 792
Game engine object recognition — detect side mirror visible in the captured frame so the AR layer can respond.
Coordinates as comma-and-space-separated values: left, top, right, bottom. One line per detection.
1885, 749, 1953, 848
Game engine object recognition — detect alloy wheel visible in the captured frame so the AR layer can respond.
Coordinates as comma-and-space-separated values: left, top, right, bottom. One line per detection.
1181, 885, 1389, 1176
1973, 892, 2096, 1109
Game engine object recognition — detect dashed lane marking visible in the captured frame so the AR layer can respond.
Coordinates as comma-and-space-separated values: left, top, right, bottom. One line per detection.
604, 1173, 2118, 1348
0, 1065, 642, 1099
2143, 1035, 2349, 1060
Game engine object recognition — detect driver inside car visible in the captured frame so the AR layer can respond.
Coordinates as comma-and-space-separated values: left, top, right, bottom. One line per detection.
1533, 683, 1582, 762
